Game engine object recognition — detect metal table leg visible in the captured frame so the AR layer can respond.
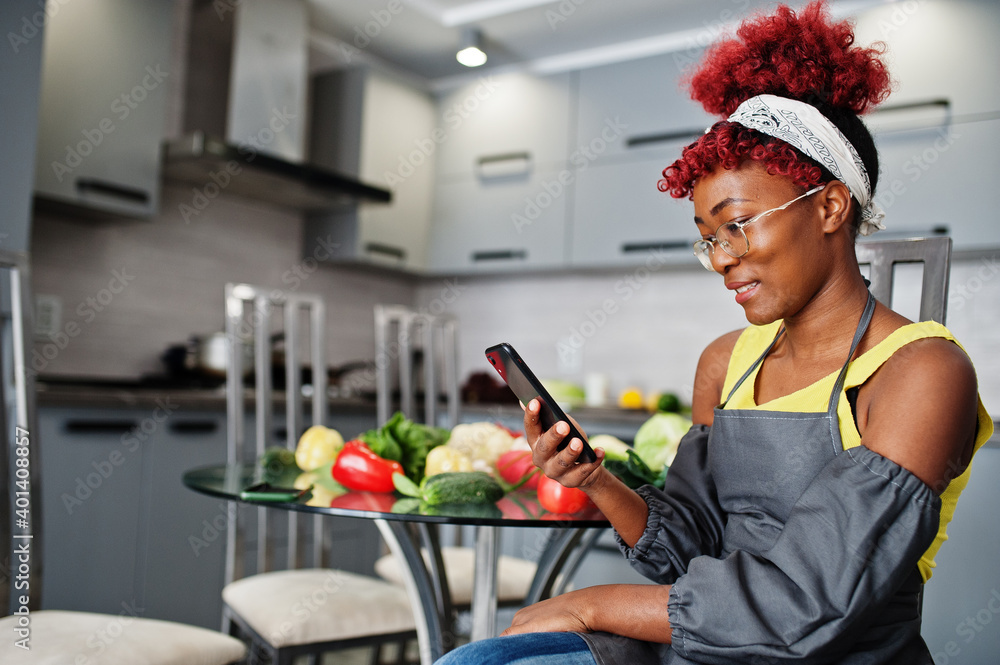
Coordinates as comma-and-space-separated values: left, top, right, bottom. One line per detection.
375, 519, 444, 665
525, 527, 603, 605
470, 525, 500, 641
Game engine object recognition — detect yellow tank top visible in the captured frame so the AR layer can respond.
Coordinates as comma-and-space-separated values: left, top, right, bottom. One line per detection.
721, 319, 993, 582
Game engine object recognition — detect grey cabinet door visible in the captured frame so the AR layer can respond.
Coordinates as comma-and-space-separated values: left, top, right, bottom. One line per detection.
39, 409, 144, 615
33, 0, 172, 217
139, 412, 228, 629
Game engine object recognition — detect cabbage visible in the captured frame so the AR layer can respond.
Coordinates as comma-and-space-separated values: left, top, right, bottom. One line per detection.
633, 413, 692, 471
588, 434, 631, 462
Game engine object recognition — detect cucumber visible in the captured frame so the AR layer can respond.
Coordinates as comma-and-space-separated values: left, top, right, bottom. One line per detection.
393, 471, 504, 505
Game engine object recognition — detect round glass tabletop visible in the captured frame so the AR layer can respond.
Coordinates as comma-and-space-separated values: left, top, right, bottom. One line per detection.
184, 463, 610, 528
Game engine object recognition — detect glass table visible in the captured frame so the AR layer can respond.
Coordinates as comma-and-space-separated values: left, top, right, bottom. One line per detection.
184, 463, 610, 664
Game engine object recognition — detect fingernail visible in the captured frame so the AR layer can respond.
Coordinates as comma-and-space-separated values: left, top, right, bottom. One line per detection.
556, 422, 568, 435
570, 440, 580, 451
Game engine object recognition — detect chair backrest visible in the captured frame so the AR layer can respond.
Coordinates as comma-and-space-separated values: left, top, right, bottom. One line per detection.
0, 249, 38, 614
374, 305, 460, 429
223, 283, 329, 583
855, 237, 951, 324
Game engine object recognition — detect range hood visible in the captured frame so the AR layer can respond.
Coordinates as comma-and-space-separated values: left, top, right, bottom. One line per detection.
163, 0, 390, 210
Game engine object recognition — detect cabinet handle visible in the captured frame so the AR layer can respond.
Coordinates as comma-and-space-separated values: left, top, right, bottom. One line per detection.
626, 130, 705, 149
364, 242, 406, 261
472, 249, 527, 262
476, 152, 532, 179
64, 420, 139, 434
75, 178, 151, 205
621, 241, 690, 254
169, 421, 220, 434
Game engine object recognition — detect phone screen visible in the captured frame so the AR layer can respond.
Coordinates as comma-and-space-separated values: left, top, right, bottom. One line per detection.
485, 343, 596, 463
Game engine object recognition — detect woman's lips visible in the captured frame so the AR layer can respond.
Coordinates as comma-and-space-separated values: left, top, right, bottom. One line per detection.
728, 280, 760, 304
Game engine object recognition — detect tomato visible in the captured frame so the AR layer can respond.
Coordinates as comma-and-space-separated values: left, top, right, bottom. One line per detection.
496, 450, 540, 490
536, 474, 593, 514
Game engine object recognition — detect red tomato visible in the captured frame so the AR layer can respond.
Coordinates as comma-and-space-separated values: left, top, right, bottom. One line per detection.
537, 474, 593, 514
496, 450, 540, 489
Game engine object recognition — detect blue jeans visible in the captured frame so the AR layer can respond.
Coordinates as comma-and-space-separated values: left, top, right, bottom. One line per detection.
434, 632, 596, 665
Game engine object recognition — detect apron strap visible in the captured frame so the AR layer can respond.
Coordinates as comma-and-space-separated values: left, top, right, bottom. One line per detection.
827, 291, 877, 416
720, 291, 877, 412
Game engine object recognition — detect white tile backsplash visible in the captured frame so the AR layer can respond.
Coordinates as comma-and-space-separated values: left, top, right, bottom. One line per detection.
29, 190, 999, 416
30, 184, 416, 379
416, 257, 1000, 417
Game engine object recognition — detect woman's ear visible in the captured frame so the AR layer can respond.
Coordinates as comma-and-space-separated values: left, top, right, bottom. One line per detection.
819, 181, 854, 234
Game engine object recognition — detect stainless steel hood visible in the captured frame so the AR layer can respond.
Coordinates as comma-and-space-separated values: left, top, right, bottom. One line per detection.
164, 0, 390, 210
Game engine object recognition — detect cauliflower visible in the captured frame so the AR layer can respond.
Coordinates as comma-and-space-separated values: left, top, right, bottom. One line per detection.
446, 422, 515, 468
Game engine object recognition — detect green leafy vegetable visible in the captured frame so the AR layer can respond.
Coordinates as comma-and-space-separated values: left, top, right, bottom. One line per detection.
359, 411, 450, 482
605, 450, 668, 489
633, 412, 691, 472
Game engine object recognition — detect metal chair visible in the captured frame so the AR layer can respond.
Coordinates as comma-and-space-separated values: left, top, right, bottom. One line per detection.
220, 285, 417, 665
855, 236, 951, 324
0, 250, 246, 664
371, 305, 542, 639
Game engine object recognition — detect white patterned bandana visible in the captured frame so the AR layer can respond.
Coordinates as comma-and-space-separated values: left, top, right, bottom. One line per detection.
727, 94, 886, 236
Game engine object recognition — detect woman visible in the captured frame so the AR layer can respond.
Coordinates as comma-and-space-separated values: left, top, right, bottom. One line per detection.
437, 2, 992, 663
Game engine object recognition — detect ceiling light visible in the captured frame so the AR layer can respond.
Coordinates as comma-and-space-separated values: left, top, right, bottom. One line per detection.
456, 28, 487, 67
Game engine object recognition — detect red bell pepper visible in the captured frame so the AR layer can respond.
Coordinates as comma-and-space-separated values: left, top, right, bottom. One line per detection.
332, 440, 404, 493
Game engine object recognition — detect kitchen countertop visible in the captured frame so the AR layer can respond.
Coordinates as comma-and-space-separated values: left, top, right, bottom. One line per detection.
35, 381, 999, 448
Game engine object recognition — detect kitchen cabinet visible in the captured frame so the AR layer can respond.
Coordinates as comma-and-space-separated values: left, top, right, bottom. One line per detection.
33, 0, 172, 218
570, 145, 699, 267
566, 51, 712, 267
574, 51, 714, 166
38, 400, 384, 629
428, 169, 571, 272
39, 406, 228, 628
871, 117, 1000, 251
921, 443, 1000, 664
433, 72, 574, 178
425, 72, 574, 273
853, 0, 1000, 123
306, 69, 437, 271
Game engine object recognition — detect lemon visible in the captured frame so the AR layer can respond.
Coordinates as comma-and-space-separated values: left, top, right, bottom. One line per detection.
618, 387, 644, 409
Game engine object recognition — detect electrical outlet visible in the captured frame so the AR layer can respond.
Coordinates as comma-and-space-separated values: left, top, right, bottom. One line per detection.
35, 295, 62, 339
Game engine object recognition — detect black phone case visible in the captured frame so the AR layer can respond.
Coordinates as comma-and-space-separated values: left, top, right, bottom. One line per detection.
485, 342, 597, 463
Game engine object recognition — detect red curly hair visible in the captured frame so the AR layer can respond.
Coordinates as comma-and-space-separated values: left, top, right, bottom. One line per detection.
659, 1, 892, 212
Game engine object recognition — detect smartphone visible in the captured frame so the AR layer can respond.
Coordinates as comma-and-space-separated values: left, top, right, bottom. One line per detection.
240, 482, 311, 502
485, 343, 597, 463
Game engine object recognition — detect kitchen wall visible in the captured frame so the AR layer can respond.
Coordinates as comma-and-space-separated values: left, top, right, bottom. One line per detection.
29, 188, 416, 379
416, 255, 1000, 417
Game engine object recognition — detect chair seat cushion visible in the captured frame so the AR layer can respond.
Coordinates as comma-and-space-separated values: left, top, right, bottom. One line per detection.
0, 610, 246, 664
374, 546, 538, 605
222, 568, 416, 648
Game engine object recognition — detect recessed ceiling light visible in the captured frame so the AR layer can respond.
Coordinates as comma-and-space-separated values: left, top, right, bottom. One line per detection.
456, 28, 487, 67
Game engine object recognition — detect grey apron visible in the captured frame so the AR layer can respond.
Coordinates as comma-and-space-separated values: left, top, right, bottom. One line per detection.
583, 292, 933, 664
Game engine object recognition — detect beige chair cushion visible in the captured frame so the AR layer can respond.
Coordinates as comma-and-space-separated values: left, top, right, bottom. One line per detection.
222, 568, 416, 648
375, 546, 538, 605
0, 609, 246, 664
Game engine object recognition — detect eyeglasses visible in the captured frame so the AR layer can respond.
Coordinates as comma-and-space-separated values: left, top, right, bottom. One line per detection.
693, 185, 825, 270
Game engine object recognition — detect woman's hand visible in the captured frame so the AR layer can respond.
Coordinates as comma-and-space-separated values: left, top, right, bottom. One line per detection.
501, 585, 675, 643
501, 591, 592, 636
523, 399, 604, 490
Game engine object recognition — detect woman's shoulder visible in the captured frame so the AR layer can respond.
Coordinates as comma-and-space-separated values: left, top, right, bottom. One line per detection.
690, 329, 745, 425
